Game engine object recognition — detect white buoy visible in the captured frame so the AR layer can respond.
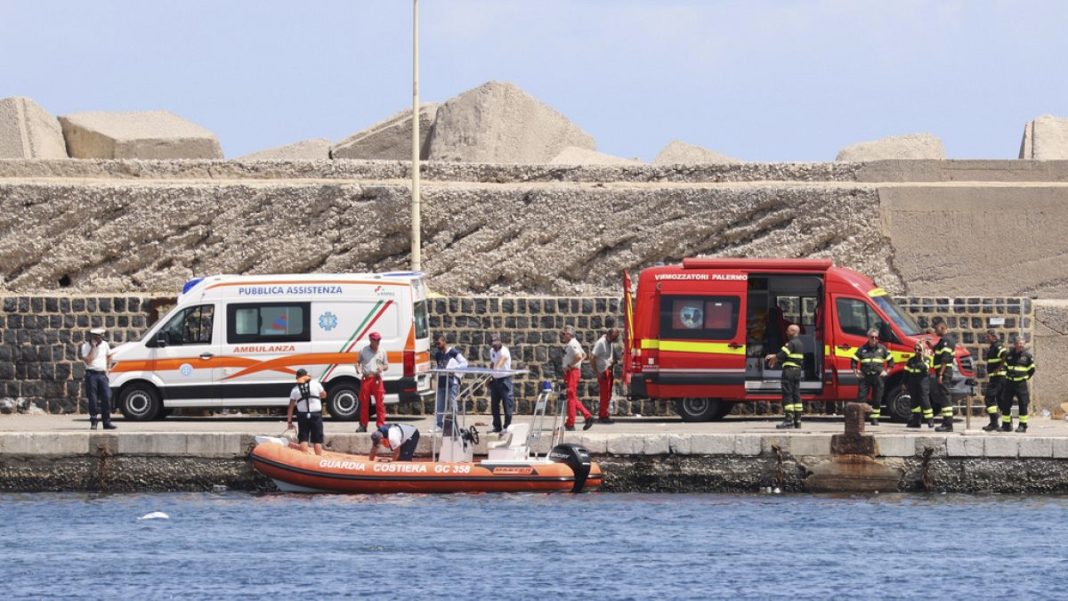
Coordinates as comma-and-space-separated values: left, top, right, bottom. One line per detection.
773, 487, 781, 494
138, 511, 170, 520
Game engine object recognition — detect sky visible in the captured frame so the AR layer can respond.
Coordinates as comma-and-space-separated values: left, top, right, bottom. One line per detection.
2, 0, 1066, 162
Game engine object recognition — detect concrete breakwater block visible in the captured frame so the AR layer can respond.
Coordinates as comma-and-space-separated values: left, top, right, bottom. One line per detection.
428, 81, 595, 164
653, 140, 740, 165
835, 132, 945, 161
238, 138, 330, 161
0, 97, 68, 159
332, 104, 438, 160
1019, 115, 1068, 159
59, 110, 223, 159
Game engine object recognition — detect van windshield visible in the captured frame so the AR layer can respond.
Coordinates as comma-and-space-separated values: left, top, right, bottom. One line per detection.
871, 295, 922, 336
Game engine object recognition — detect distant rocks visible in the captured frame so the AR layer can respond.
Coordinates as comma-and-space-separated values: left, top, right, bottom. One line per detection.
0, 97, 67, 159
835, 133, 944, 161
332, 104, 438, 160
427, 81, 595, 163
1019, 115, 1068, 159
653, 140, 740, 165
239, 138, 331, 161
549, 146, 641, 166
59, 110, 223, 159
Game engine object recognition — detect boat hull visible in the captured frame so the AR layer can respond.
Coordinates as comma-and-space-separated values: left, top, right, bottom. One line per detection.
250, 442, 603, 494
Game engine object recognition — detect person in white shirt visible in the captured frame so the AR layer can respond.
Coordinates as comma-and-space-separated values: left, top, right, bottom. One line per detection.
432, 334, 468, 431
592, 322, 620, 425
560, 324, 594, 431
369, 423, 421, 462
287, 368, 327, 455
488, 333, 514, 434
80, 327, 115, 430
355, 331, 389, 433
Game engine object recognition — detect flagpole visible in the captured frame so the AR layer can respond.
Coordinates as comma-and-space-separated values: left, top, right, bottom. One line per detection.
410, 0, 422, 272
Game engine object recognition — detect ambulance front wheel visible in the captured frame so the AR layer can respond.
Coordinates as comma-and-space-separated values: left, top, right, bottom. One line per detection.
676, 398, 732, 422
119, 383, 161, 421
327, 381, 361, 421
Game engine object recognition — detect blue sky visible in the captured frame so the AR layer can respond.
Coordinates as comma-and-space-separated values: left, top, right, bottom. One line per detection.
2, 0, 1065, 161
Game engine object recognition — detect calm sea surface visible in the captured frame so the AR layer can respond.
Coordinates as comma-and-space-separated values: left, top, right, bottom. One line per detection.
2, 492, 1065, 600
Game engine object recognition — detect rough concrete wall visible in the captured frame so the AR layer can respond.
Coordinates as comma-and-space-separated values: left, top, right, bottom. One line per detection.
0, 180, 895, 296
1035, 300, 1068, 411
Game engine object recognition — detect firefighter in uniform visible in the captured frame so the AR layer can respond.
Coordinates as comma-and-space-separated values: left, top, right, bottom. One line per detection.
930, 318, 955, 432
904, 340, 935, 428
765, 323, 804, 429
851, 328, 894, 425
1000, 336, 1036, 433
982, 330, 1008, 432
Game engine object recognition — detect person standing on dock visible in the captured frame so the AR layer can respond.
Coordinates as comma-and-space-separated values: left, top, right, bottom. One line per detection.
560, 324, 594, 431
1001, 335, 1036, 433
904, 340, 934, 428
488, 333, 514, 435
765, 323, 804, 429
982, 330, 1008, 432
286, 369, 327, 456
930, 318, 955, 432
591, 321, 620, 425
432, 334, 468, 433
852, 328, 893, 426
81, 327, 116, 430
355, 332, 388, 433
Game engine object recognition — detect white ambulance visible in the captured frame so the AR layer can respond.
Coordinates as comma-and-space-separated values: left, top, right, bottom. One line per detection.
107, 272, 433, 420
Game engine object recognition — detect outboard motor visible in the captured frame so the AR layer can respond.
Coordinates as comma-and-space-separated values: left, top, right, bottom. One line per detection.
550, 444, 592, 493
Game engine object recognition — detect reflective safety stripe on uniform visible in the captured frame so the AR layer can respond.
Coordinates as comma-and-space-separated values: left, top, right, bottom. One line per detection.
781, 345, 803, 369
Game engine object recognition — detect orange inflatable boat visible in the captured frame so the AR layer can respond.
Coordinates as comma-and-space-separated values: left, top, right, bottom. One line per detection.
250, 438, 603, 494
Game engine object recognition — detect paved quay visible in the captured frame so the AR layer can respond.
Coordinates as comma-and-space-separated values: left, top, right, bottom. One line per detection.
4, 413, 1068, 494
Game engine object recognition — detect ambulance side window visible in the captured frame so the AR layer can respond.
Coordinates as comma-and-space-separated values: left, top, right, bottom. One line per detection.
152, 305, 214, 347
227, 302, 311, 344
835, 298, 885, 338
413, 301, 429, 339
660, 296, 740, 340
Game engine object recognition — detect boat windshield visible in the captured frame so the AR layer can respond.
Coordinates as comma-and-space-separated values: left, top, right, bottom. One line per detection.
871, 295, 922, 337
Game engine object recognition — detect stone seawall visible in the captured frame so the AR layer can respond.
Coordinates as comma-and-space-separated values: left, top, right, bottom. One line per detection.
0, 294, 1042, 414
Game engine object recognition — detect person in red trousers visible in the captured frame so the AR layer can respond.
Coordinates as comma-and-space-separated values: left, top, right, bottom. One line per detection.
591, 321, 620, 424
560, 324, 594, 431
355, 331, 388, 432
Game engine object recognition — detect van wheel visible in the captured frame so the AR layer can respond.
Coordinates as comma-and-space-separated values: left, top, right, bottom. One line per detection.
676, 398, 728, 422
119, 384, 161, 421
327, 382, 360, 421
884, 384, 912, 423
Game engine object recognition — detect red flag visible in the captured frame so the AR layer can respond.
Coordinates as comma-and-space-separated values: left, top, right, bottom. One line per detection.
622, 270, 634, 386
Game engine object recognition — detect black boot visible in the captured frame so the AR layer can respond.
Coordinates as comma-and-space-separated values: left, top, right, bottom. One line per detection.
776, 412, 795, 429
906, 413, 921, 428
927, 418, 936, 428
793, 413, 802, 429
1016, 422, 1028, 433
935, 415, 953, 432
982, 414, 1000, 432
1001, 421, 1013, 433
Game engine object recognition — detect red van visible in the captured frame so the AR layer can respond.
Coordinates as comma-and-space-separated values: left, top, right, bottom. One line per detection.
623, 258, 976, 422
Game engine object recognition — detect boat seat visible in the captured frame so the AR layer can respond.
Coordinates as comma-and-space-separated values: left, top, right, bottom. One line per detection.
487, 423, 531, 460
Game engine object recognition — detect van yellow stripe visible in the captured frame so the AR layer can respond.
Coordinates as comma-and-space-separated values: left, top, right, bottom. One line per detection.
640, 339, 745, 355
826, 344, 913, 363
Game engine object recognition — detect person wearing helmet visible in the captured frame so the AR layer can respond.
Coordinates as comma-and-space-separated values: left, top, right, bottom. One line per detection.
355, 331, 388, 433
369, 423, 421, 462
286, 368, 327, 455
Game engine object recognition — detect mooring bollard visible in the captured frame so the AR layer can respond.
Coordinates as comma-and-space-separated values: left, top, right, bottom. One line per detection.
832, 402, 875, 456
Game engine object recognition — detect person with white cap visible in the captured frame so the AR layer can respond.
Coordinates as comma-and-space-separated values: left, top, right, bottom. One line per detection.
369, 423, 420, 462
80, 327, 116, 430
355, 331, 388, 433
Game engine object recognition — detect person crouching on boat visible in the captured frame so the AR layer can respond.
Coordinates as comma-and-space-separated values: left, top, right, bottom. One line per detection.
369, 424, 421, 462
286, 369, 327, 456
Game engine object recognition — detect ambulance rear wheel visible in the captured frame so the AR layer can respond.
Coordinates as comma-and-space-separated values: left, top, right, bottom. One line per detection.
327, 382, 360, 421
676, 398, 729, 422
119, 383, 160, 421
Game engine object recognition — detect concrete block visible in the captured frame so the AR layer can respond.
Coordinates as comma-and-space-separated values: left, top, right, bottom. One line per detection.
914, 436, 947, 457
606, 434, 646, 455
1034, 300, 1068, 410
1, 432, 87, 455
788, 434, 832, 456
761, 435, 792, 456
0, 97, 68, 158
59, 110, 223, 159
1053, 438, 1068, 459
549, 146, 642, 166
653, 140, 740, 165
875, 435, 915, 457
428, 81, 595, 163
667, 434, 692, 455
945, 435, 984, 458
984, 436, 1020, 458
574, 433, 608, 454
642, 434, 671, 455
332, 104, 438, 160
836, 133, 944, 161
1019, 115, 1068, 159
194, 433, 244, 457
734, 434, 763, 456
0, 433, 32, 454
687, 434, 736, 456
118, 433, 188, 455
1019, 437, 1054, 458
238, 139, 330, 161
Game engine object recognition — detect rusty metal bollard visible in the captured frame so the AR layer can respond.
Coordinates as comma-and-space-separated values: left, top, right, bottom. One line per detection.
832, 402, 876, 456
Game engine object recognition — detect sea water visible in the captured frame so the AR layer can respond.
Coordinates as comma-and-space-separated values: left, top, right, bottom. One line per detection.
1, 492, 1064, 600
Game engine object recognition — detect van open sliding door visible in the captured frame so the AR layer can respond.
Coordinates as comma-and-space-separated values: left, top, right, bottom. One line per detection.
744, 275, 824, 396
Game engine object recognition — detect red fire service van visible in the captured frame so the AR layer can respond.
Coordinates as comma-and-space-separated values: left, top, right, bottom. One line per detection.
623, 258, 976, 422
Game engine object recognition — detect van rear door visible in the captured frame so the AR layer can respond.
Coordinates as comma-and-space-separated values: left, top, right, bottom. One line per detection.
651, 273, 747, 397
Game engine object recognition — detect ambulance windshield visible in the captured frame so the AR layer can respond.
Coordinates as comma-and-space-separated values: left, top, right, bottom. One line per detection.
871, 295, 922, 336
